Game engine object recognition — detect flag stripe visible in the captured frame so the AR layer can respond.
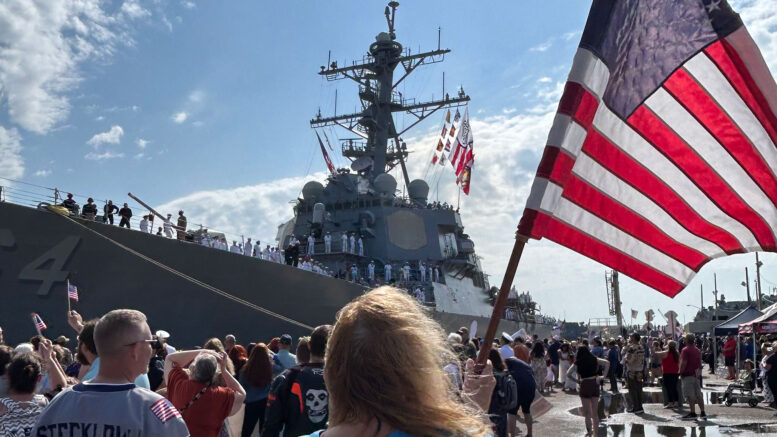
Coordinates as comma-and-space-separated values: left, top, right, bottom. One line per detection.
572, 154, 725, 258
582, 128, 746, 254
561, 175, 708, 269
686, 53, 777, 180
539, 209, 685, 296
722, 30, 777, 130
643, 88, 777, 249
558, 82, 599, 126
594, 105, 760, 250
630, 103, 771, 250
665, 68, 777, 212
530, 181, 695, 283
567, 48, 610, 98
705, 40, 777, 154
536, 146, 575, 186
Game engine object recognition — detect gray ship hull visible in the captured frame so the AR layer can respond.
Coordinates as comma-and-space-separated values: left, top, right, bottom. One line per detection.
0, 202, 550, 346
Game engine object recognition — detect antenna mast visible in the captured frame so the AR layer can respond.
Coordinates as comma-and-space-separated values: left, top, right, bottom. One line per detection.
311, 1, 469, 188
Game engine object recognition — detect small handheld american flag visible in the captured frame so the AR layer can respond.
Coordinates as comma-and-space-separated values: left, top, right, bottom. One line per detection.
32, 313, 47, 332
67, 284, 79, 301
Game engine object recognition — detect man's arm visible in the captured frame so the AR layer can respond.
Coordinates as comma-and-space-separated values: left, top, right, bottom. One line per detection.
163, 350, 205, 384
215, 352, 246, 416
67, 310, 84, 334
262, 373, 289, 437
678, 349, 687, 375
40, 339, 67, 390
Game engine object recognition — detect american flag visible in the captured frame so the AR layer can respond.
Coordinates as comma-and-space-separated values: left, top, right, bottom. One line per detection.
315, 131, 336, 174
150, 398, 181, 423
518, 0, 777, 297
67, 284, 79, 301
32, 313, 47, 331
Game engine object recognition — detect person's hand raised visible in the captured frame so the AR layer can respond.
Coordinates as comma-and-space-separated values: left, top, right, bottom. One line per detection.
67, 310, 84, 333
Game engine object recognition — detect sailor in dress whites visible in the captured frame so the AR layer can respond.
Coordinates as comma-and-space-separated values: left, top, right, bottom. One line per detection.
368, 261, 375, 282
324, 232, 332, 253
244, 238, 253, 256
307, 235, 315, 255
139, 215, 149, 233
230, 241, 242, 254
349, 233, 356, 254
357, 236, 364, 256
434, 266, 440, 282
163, 214, 174, 238
403, 263, 410, 281
263, 245, 271, 260
385, 263, 392, 282
419, 262, 426, 282
350, 264, 358, 282
341, 232, 348, 253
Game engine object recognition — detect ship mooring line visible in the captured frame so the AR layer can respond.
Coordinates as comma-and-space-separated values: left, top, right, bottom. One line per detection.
57, 213, 315, 331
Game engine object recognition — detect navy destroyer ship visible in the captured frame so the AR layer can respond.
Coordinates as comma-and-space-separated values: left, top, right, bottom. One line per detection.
0, 2, 552, 347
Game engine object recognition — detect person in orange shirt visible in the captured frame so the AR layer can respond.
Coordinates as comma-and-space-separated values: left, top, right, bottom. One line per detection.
513, 336, 531, 363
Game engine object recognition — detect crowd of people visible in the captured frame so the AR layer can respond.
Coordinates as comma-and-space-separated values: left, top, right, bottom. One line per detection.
7, 287, 774, 436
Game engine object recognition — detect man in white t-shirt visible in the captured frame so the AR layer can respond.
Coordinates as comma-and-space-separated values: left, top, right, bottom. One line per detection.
33, 309, 189, 436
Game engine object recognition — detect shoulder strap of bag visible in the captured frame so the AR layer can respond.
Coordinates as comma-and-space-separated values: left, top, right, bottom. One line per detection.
179, 382, 212, 413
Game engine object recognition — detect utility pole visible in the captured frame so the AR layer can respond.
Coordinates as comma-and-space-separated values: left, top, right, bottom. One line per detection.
713, 273, 719, 313
700, 283, 704, 310
756, 252, 763, 310
745, 267, 751, 303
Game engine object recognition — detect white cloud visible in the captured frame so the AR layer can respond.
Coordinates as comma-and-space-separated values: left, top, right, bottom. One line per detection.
162, 15, 173, 32
134, 152, 145, 160
172, 112, 188, 123
529, 38, 553, 52
182, 1, 197, 10
120, 1, 151, 20
34, 169, 52, 177
0, 1, 151, 134
95, 115, 105, 121
188, 90, 205, 103
87, 125, 124, 147
136, 138, 149, 149
537, 77, 552, 83
733, 0, 777, 75
84, 150, 125, 160
0, 127, 24, 179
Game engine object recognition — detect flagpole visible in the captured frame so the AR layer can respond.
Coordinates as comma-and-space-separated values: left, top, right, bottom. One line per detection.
477, 232, 529, 365
67, 279, 72, 313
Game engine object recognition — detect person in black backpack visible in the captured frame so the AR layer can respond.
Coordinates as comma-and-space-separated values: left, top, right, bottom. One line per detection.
487, 347, 518, 437
263, 325, 331, 437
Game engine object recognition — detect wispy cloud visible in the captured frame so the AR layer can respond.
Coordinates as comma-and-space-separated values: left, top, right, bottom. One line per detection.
529, 38, 553, 52
84, 151, 125, 160
0, 127, 24, 179
182, 1, 197, 9
136, 138, 149, 149
172, 112, 188, 124
34, 169, 52, 177
87, 125, 124, 147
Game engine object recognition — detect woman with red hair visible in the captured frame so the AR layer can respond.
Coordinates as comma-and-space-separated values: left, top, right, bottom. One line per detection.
239, 343, 273, 437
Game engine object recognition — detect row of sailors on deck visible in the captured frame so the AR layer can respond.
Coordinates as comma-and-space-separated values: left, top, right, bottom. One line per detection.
299, 232, 364, 256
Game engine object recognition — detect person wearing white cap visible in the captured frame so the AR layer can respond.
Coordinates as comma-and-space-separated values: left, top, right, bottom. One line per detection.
341, 232, 348, 253
384, 263, 392, 283
499, 332, 514, 360
349, 233, 356, 254
307, 235, 315, 255
419, 262, 426, 282
163, 214, 174, 238
156, 330, 176, 354
244, 238, 253, 256
368, 261, 375, 282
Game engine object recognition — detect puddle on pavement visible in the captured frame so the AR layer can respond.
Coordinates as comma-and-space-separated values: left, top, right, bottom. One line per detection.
605, 423, 777, 436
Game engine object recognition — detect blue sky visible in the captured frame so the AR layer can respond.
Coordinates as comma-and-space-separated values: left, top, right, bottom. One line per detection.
2, 0, 777, 326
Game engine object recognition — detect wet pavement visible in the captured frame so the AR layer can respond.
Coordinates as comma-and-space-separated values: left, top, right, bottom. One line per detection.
528, 373, 777, 436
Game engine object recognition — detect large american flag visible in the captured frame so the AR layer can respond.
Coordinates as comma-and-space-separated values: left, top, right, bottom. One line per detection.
518, 0, 777, 297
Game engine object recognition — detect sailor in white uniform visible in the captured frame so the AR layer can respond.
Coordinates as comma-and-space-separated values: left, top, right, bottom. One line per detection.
357, 237, 364, 256
140, 215, 149, 233
419, 262, 426, 282
403, 263, 410, 281
263, 245, 271, 260
202, 234, 211, 247
368, 261, 375, 282
385, 263, 392, 282
324, 232, 332, 253
433, 266, 440, 282
230, 241, 242, 254
341, 233, 348, 253
244, 238, 253, 256
254, 243, 263, 259
307, 235, 315, 255
163, 214, 174, 238
349, 234, 356, 254
350, 264, 358, 282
